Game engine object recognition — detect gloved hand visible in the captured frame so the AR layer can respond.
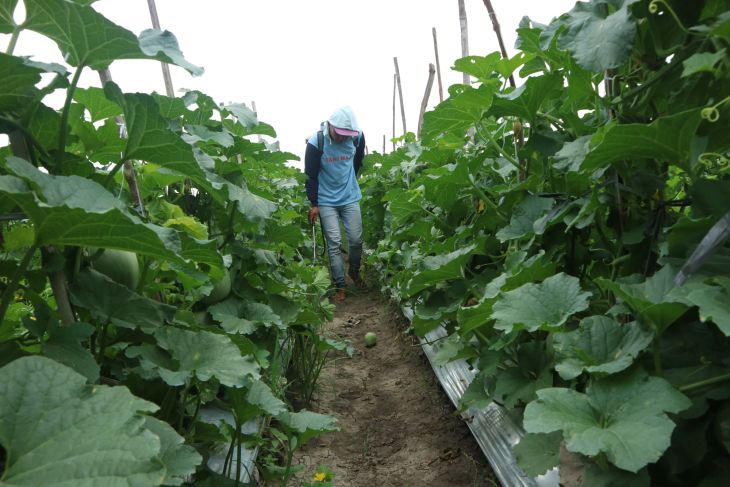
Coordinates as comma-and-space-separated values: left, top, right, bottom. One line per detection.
308, 206, 320, 224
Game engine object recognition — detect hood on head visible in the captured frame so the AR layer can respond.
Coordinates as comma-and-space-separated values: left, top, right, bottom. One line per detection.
328, 106, 359, 135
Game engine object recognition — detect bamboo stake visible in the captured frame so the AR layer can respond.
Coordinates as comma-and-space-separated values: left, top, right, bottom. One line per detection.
147, 0, 175, 97
481, 0, 526, 178
418, 64, 436, 140
481, 0, 515, 89
393, 57, 407, 136
432, 28, 444, 102
382, 134, 386, 154
392, 73, 397, 151
458, 0, 470, 85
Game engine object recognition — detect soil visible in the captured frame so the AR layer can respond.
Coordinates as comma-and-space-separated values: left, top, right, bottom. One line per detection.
291, 287, 496, 487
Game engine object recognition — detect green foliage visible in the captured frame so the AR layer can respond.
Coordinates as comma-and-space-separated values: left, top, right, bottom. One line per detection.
0, 1, 338, 484
524, 368, 691, 472
0, 356, 174, 486
359, 0, 730, 483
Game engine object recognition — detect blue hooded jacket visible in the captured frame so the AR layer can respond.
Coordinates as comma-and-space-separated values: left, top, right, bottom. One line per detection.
304, 107, 366, 207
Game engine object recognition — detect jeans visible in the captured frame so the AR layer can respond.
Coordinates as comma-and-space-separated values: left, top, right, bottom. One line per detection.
319, 203, 363, 289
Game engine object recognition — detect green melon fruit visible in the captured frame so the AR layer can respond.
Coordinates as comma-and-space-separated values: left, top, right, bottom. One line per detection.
201, 269, 232, 305
92, 249, 140, 289
364, 332, 377, 348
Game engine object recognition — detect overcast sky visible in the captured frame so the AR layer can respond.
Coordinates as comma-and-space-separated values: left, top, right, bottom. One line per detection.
3, 0, 577, 167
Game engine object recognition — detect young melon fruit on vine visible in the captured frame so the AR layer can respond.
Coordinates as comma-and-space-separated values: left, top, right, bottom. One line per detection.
201, 269, 232, 305
364, 331, 377, 347
90, 248, 140, 289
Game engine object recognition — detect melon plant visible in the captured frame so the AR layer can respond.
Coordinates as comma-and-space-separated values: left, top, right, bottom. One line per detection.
0, 1, 341, 484
360, 0, 730, 485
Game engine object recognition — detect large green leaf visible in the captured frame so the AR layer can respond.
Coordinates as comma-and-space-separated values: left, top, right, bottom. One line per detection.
513, 432, 562, 477
553, 316, 654, 380
276, 410, 339, 445
70, 268, 176, 330
104, 85, 211, 183
453, 53, 503, 81
0, 356, 164, 486
384, 188, 423, 225
492, 273, 591, 333
0, 156, 222, 267
404, 244, 479, 297
209, 299, 284, 335
492, 341, 553, 408
421, 81, 498, 142
555, 0, 639, 72
0, 53, 43, 113
223, 103, 276, 137
0, 0, 17, 33
102, 88, 277, 221
154, 327, 260, 386
495, 194, 554, 242
596, 266, 689, 333
581, 110, 702, 172
41, 321, 99, 383
137, 29, 203, 76
489, 73, 563, 121
73, 86, 122, 122
524, 367, 690, 472
24, 0, 201, 72
667, 278, 730, 336
457, 252, 556, 334
143, 417, 202, 486
245, 379, 287, 416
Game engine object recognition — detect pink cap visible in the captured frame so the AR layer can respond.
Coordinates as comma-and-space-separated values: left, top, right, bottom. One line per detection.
332, 126, 359, 137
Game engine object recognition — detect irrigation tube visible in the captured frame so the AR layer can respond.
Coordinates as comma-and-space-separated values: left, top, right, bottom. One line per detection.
402, 307, 559, 487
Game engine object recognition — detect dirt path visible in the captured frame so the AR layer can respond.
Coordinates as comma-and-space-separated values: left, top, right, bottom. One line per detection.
293, 289, 496, 486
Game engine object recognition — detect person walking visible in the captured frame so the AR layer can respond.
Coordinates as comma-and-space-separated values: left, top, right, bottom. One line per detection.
305, 106, 366, 301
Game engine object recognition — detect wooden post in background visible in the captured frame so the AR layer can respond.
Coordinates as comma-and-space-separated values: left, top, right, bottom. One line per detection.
481, 0, 515, 89
393, 57, 407, 137
146, 0, 175, 97
418, 64, 436, 140
432, 28, 444, 103
481, 0, 525, 178
382, 134, 386, 154
392, 73, 397, 151
457, 0, 470, 86
251, 100, 263, 145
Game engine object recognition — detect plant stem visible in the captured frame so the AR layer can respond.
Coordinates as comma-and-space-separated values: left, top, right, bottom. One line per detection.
96, 321, 109, 365
476, 124, 526, 173
679, 373, 730, 393
652, 338, 663, 376
103, 159, 126, 189
0, 243, 38, 324
178, 380, 192, 431
56, 65, 85, 171
6, 25, 20, 55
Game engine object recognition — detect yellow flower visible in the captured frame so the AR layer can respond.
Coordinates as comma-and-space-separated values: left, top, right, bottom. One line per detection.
312, 471, 327, 482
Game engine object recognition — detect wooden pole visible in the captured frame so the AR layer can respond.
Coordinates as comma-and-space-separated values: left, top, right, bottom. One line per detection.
481, 0, 525, 178
418, 64, 436, 140
432, 28, 444, 102
458, 0, 470, 85
392, 73, 397, 151
146, 0, 175, 97
382, 134, 386, 154
393, 57, 407, 136
481, 0, 515, 89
